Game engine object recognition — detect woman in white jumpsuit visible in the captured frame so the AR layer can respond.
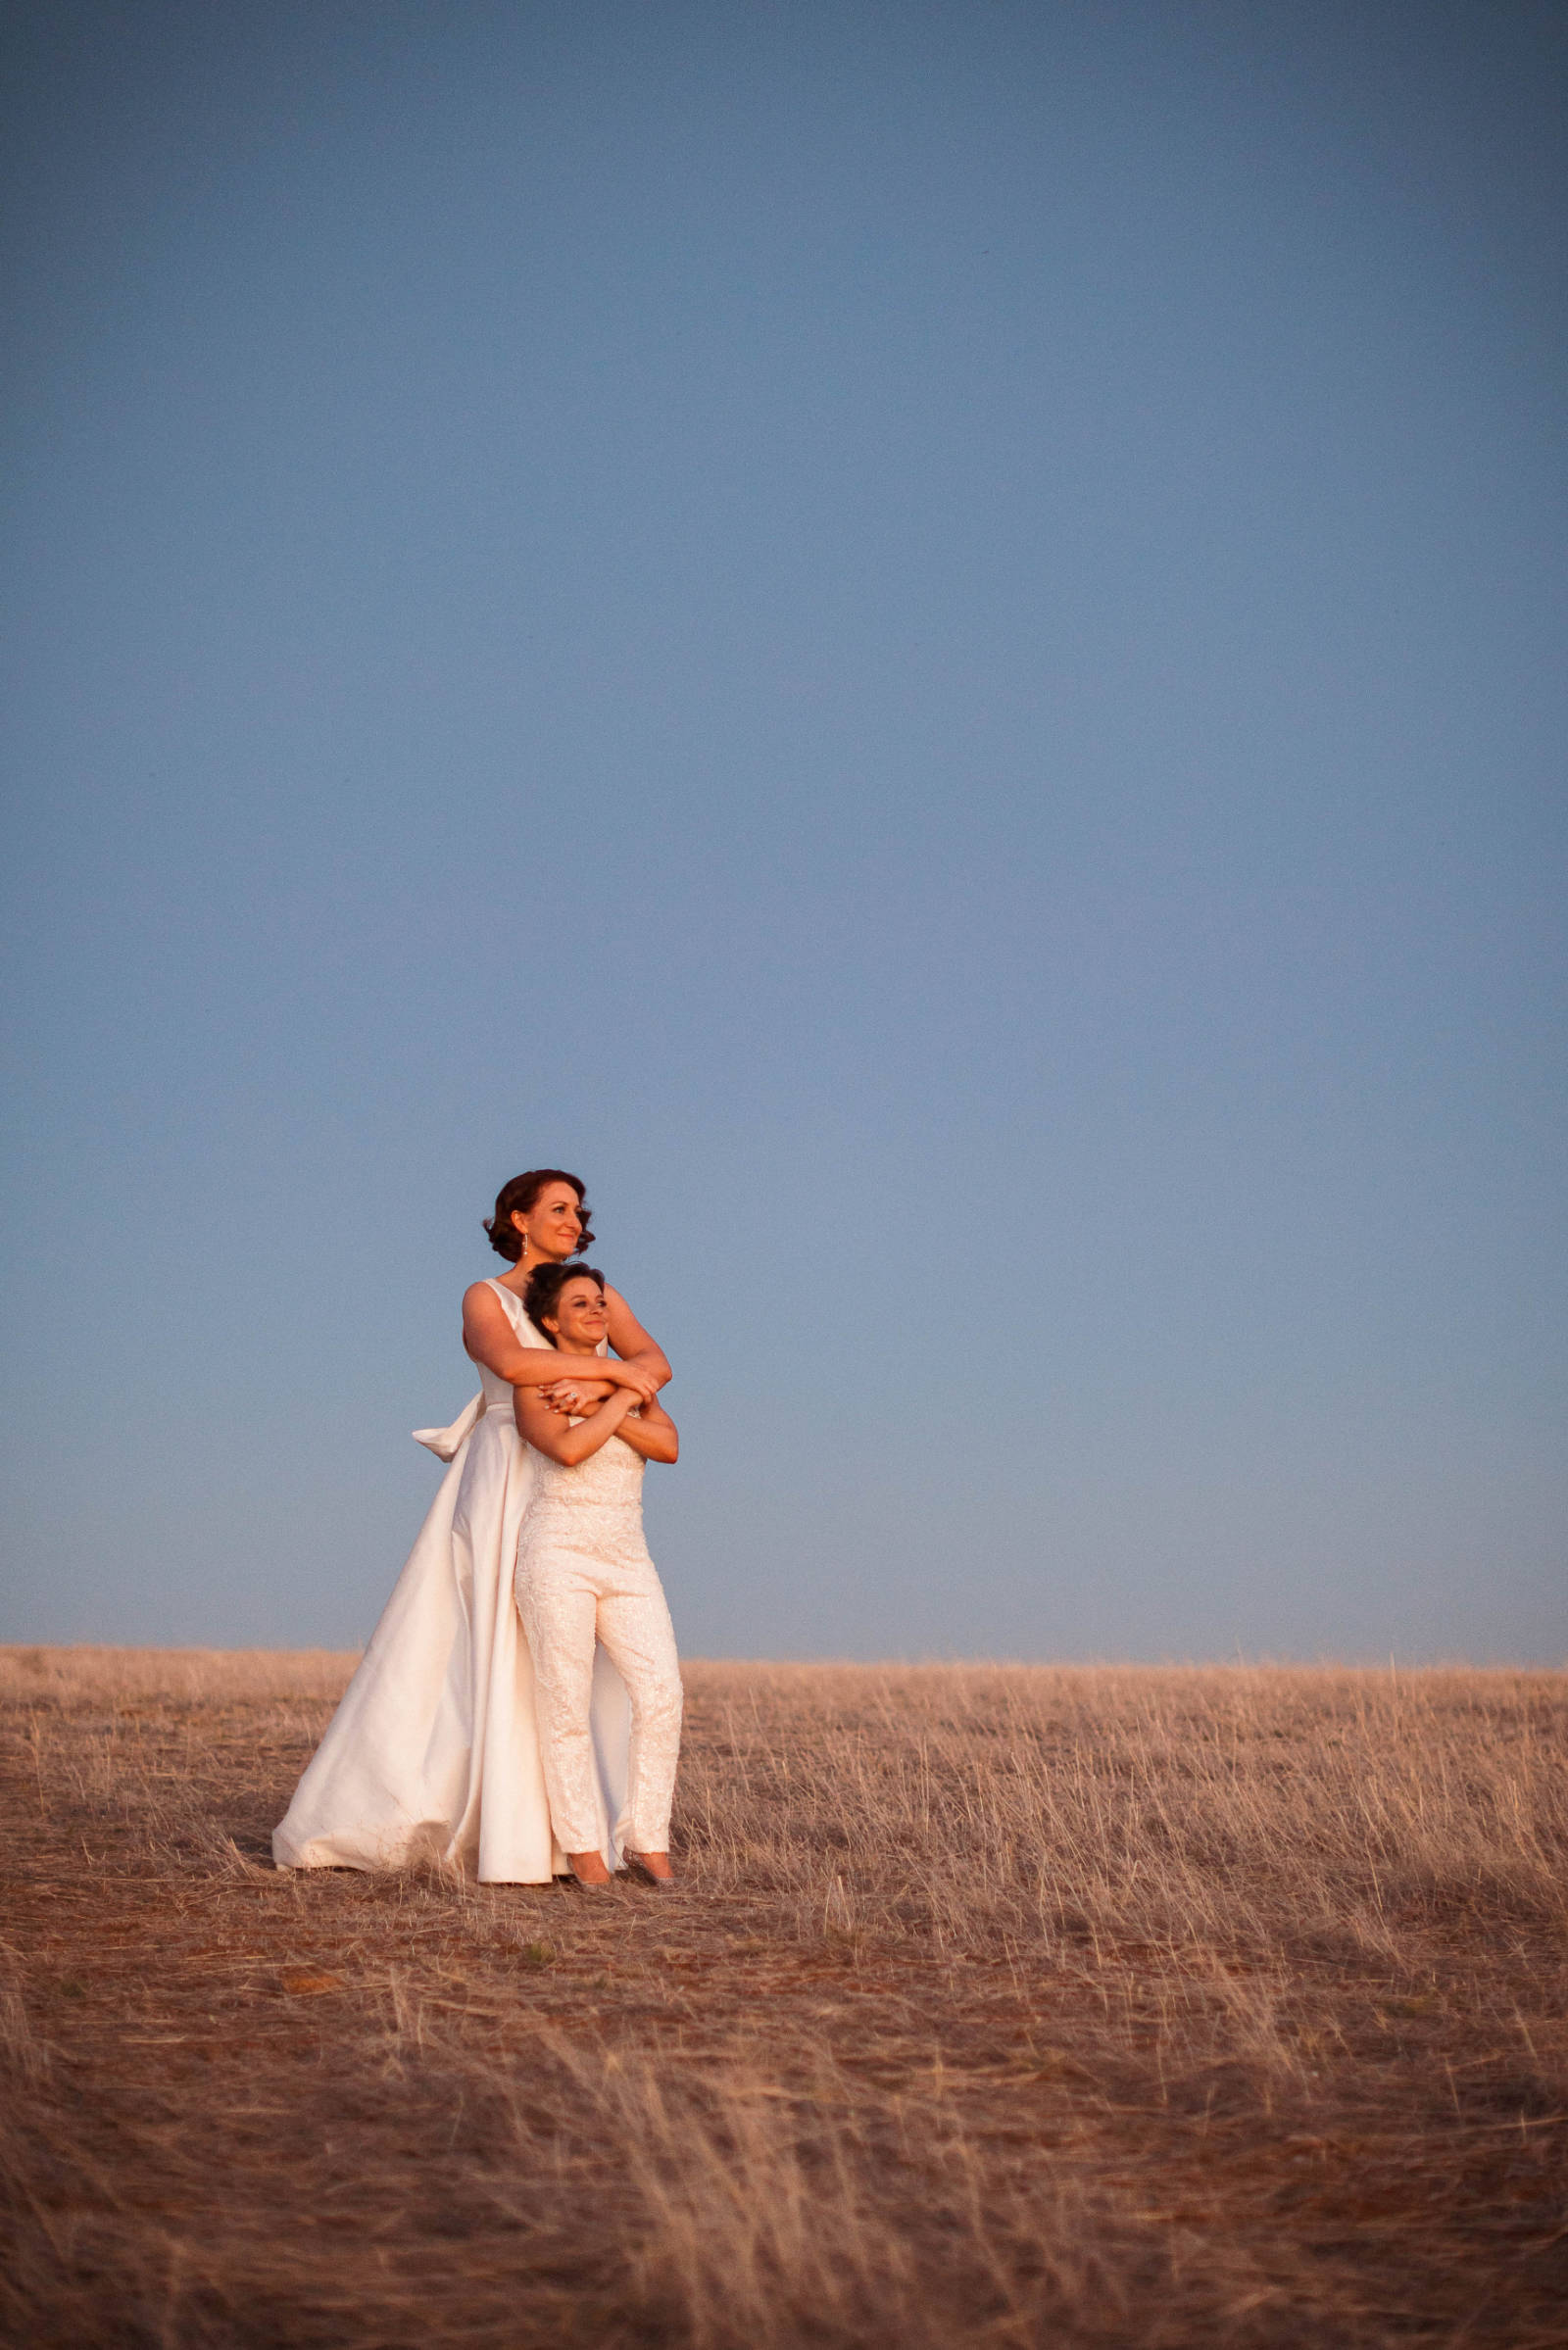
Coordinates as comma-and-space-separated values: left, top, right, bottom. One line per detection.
513, 1261, 683, 1890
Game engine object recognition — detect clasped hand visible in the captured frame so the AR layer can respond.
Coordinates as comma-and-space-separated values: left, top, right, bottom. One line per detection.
538, 1364, 656, 1415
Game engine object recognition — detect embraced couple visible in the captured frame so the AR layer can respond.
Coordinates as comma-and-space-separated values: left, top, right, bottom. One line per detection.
273, 1169, 684, 1892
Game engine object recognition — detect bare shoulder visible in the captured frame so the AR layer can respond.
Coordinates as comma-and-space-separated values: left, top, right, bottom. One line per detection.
605, 1283, 655, 1341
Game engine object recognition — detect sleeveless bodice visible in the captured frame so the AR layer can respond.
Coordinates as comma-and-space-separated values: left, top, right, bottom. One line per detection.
478, 1280, 544, 1416
520, 1427, 650, 1571
478, 1349, 519, 1416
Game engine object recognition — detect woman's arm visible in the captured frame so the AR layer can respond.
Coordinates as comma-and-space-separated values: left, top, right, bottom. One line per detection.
607, 1394, 679, 1465
463, 1285, 659, 1399
514, 1382, 640, 1467
603, 1287, 671, 1390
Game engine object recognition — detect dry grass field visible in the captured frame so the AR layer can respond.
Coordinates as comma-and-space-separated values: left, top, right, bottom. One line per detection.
1, 1647, 1565, 2349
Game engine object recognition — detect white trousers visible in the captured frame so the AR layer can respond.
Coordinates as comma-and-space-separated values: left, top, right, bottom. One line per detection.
515, 1544, 682, 1856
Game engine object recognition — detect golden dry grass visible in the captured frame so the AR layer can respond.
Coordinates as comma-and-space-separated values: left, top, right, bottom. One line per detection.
2, 1645, 1565, 2348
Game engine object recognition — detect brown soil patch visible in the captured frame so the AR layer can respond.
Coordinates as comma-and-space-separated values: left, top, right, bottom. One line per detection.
2, 1647, 1565, 2346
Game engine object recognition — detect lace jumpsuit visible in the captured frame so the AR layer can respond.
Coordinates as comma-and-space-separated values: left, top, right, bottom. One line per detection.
514, 1420, 682, 1855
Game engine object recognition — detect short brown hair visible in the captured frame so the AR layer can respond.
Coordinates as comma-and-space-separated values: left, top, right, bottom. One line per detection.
523, 1262, 606, 1344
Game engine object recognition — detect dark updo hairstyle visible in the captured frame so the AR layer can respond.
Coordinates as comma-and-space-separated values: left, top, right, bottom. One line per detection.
483, 1169, 594, 1262
524, 1261, 606, 1345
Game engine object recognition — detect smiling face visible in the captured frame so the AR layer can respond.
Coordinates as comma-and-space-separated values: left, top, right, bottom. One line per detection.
511, 1180, 584, 1264
541, 1274, 608, 1351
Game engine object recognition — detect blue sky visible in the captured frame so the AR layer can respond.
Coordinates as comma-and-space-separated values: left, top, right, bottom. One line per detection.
3, 0, 1564, 1659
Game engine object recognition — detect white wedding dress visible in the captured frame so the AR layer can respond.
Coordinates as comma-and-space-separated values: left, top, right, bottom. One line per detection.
272, 1280, 630, 1881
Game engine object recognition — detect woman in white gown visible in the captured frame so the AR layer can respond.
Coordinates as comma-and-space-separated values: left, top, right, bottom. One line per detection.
272, 1170, 670, 1884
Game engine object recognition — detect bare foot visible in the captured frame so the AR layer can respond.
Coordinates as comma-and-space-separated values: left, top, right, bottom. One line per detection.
567, 1849, 612, 1889
622, 1848, 675, 1886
